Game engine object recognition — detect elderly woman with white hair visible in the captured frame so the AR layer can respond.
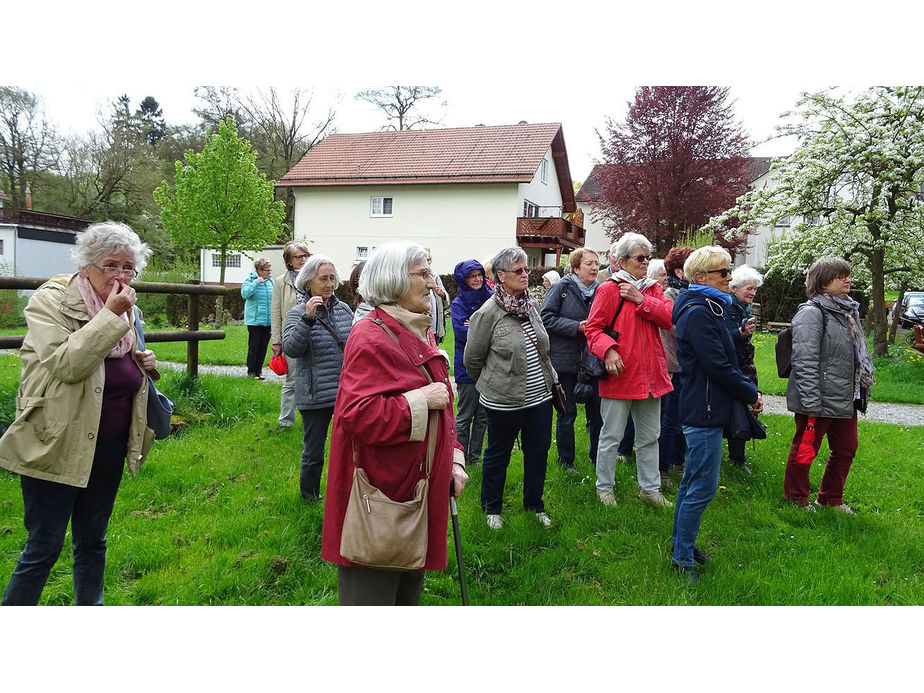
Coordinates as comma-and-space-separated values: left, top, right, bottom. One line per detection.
0, 221, 158, 605
320, 241, 468, 605
465, 247, 556, 530
670, 246, 762, 582
283, 255, 354, 501
647, 258, 667, 288
585, 232, 674, 509
724, 264, 763, 472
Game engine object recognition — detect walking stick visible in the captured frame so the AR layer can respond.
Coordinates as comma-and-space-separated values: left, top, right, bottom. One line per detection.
449, 478, 469, 605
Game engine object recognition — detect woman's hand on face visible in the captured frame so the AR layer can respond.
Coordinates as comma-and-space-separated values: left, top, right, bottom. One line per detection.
136, 349, 157, 373
619, 282, 643, 305
304, 296, 324, 318
451, 463, 469, 498
104, 280, 136, 317
422, 382, 450, 410
271, 343, 282, 357
604, 347, 624, 376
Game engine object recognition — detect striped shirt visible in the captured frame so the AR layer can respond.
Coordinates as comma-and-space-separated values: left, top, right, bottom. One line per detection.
481, 317, 552, 410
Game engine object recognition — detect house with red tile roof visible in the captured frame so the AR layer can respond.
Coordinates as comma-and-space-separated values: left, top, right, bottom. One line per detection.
274, 122, 585, 275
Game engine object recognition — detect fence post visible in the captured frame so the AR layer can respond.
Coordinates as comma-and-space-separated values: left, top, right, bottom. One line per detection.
188, 282, 201, 379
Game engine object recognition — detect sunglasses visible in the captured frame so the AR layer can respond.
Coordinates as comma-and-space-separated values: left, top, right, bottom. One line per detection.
707, 268, 732, 278
630, 255, 651, 263
502, 267, 529, 276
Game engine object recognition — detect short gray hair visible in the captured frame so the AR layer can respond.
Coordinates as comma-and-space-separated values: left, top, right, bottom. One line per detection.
490, 247, 528, 283
358, 241, 430, 307
647, 258, 665, 279
730, 264, 763, 291
295, 254, 338, 293
72, 221, 152, 274
613, 232, 652, 268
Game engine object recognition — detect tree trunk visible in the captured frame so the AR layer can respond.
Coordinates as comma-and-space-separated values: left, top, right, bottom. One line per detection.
888, 281, 908, 345
215, 246, 227, 327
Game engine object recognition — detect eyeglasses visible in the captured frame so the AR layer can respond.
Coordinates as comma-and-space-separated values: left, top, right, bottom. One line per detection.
502, 267, 529, 276
293, 254, 310, 260
707, 268, 732, 278
91, 263, 138, 278
410, 269, 435, 281
629, 255, 651, 263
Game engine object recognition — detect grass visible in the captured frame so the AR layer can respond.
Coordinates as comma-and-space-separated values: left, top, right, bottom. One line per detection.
1, 354, 923, 605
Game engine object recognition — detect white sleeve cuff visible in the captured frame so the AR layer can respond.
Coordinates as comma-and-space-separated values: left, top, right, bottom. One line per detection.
402, 388, 429, 442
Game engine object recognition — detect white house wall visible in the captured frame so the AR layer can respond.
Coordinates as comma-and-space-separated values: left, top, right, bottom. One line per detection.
518, 148, 564, 217
199, 246, 286, 285
577, 202, 612, 256
0, 227, 15, 274
290, 183, 523, 275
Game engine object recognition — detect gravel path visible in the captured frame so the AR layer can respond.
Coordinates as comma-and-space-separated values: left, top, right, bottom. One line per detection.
161, 361, 924, 427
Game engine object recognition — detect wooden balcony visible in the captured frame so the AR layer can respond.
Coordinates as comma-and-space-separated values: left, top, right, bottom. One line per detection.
0, 207, 90, 233
516, 216, 586, 250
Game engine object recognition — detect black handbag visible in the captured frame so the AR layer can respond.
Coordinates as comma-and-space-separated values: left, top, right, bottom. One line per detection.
724, 399, 767, 441
583, 296, 626, 380
133, 308, 174, 439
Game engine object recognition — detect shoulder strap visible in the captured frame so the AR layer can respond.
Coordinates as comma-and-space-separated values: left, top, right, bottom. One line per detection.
513, 315, 557, 384
315, 314, 345, 351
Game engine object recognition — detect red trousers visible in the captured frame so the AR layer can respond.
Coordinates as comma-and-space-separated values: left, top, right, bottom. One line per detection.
783, 412, 858, 506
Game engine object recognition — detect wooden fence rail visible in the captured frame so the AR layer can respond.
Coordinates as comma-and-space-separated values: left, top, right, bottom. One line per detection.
0, 277, 228, 378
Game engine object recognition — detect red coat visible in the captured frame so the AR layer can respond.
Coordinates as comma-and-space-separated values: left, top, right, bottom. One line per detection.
321, 308, 460, 570
585, 278, 674, 400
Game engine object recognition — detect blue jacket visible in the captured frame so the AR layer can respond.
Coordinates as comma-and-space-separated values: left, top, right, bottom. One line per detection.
540, 274, 596, 374
450, 260, 492, 384
673, 289, 759, 428
241, 272, 273, 326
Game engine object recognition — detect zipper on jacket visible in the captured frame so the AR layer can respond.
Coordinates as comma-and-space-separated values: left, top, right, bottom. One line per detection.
362, 494, 371, 513
706, 380, 712, 416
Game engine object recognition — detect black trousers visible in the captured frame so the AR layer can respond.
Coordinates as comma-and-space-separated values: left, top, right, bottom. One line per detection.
246, 325, 271, 377
337, 565, 425, 605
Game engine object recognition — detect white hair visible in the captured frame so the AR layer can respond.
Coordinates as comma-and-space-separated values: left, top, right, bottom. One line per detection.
613, 232, 652, 267
72, 221, 152, 274
730, 264, 764, 290
295, 254, 338, 293
490, 247, 528, 283
646, 258, 665, 279
358, 241, 430, 307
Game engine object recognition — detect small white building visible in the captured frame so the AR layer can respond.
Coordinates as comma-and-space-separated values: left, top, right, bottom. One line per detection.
275, 122, 585, 276
0, 194, 92, 278
199, 245, 287, 286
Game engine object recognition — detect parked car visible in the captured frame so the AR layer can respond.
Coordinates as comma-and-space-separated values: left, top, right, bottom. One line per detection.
897, 292, 924, 329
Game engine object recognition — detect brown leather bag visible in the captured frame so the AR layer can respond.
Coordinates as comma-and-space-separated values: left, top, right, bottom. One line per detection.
339, 316, 439, 571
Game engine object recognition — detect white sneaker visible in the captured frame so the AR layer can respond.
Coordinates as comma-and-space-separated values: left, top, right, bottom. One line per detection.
535, 512, 552, 528
637, 490, 673, 507
486, 514, 503, 530
815, 500, 854, 514
597, 490, 618, 507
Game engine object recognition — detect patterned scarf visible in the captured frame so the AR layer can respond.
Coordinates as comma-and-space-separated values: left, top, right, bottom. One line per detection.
615, 268, 657, 293
493, 283, 532, 319
76, 274, 135, 358
824, 293, 876, 389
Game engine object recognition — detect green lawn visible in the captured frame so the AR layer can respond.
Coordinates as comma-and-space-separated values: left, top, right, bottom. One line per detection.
1, 357, 923, 605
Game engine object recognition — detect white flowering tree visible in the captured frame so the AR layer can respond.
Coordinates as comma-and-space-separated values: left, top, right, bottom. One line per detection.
706, 86, 924, 356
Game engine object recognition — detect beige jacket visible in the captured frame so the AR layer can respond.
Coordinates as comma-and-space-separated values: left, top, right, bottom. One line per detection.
271, 269, 300, 346
0, 274, 155, 487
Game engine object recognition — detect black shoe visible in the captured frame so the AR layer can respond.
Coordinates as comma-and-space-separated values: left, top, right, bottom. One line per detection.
692, 546, 713, 565
672, 562, 700, 584
731, 459, 752, 475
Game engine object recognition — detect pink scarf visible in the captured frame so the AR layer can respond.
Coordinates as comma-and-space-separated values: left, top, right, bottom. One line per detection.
76, 274, 135, 358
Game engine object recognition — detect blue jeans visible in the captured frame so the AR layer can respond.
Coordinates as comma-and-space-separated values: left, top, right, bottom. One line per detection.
659, 373, 686, 470
481, 400, 552, 514
555, 372, 602, 466
2, 435, 127, 606
671, 426, 723, 568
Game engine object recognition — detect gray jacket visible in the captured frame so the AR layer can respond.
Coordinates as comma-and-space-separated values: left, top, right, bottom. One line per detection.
786, 295, 862, 419
282, 295, 354, 410
464, 297, 556, 408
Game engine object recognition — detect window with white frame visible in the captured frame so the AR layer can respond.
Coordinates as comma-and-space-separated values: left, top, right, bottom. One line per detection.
370, 196, 393, 217
523, 200, 539, 218
356, 246, 368, 260
540, 158, 549, 185
212, 253, 241, 268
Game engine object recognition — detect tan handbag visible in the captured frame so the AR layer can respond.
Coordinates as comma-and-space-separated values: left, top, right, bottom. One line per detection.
339, 316, 439, 571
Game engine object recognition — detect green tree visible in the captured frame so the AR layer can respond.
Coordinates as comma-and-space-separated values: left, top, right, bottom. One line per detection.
154, 116, 285, 323
706, 87, 924, 356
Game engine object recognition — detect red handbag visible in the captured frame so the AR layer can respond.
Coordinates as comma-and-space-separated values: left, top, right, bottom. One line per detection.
269, 354, 288, 375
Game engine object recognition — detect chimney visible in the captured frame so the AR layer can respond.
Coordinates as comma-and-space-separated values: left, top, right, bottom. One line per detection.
25, 183, 32, 210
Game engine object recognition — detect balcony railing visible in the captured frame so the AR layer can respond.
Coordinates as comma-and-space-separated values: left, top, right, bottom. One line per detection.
0, 207, 90, 233
516, 216, 585, 248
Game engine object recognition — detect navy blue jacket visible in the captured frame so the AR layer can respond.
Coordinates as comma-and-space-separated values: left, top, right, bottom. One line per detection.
450, 260, 492, 384
673, 289, 759, 428
540, 275, 596, 374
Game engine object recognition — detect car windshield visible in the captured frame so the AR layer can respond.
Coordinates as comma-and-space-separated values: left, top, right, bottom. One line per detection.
907, 296, 924, 307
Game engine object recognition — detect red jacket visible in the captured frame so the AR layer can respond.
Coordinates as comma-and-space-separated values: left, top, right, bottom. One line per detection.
585, 277, 674, 400
321, 308, 461, 570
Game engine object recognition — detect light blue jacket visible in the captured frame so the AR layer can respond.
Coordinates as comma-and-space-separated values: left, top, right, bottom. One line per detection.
241, 272, 273, 326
